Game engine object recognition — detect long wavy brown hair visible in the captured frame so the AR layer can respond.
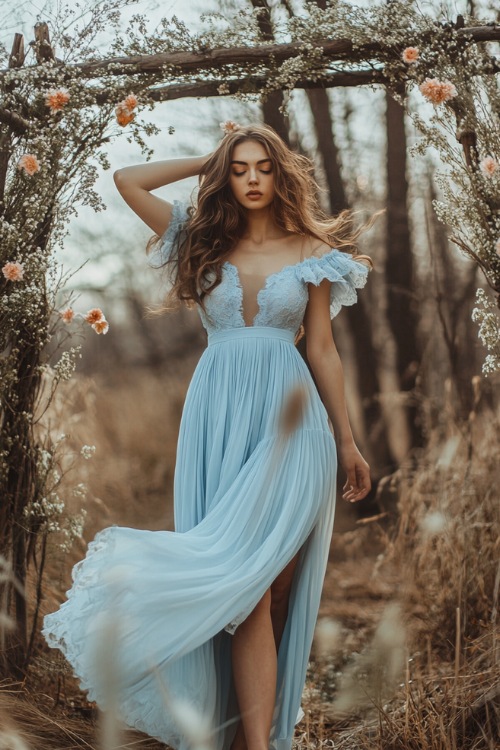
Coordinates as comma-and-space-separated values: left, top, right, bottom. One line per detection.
147, 123, 376, 321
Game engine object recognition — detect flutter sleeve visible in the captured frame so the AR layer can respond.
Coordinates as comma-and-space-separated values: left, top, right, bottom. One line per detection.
146, 199, 190, 269
297, 248, 371, 319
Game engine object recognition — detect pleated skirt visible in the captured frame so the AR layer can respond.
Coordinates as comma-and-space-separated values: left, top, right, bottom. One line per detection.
42, 326, 337, 750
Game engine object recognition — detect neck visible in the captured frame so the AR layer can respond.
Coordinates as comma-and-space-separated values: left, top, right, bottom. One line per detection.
242, 207, 284, 244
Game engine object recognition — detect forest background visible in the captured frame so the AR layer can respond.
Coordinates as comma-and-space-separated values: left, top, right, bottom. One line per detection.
0, 0, 499, 748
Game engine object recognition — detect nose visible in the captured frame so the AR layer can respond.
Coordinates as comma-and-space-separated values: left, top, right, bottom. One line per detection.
248, 168, 259, 184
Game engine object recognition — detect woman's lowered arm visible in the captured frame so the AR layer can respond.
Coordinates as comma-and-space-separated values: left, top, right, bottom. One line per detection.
303, 278, 371, 503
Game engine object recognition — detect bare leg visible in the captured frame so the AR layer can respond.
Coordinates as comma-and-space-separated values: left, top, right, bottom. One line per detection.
271, 552, 300, 651
229, 552, 301, 750
230, 710, 247, 750
230, 589, 276, 750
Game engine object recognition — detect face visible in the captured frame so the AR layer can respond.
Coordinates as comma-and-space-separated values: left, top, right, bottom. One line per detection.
228, 140, 275, 209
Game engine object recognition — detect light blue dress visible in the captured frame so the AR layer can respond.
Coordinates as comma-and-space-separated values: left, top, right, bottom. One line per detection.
42, 200, 370, 750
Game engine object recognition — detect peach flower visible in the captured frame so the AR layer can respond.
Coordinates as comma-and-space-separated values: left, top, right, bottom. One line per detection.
402, 47, 419, 64
84, 307, 105, 324
115, 102, 135, 127
2, 261, 24, 281
419, 78, 457, 104
92, 319, 109, 335
45, 87, 71, 111
124, 93, 138, 110
18, 154, 40, 175
480, 156, 498, 177
219, 120, 241, 135
61, 307, 75, 323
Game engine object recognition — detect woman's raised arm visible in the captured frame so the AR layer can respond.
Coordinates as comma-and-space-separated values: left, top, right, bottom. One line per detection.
113, 154, 212, 237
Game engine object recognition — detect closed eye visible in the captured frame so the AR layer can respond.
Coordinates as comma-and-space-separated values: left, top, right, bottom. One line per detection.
232, 169, 272, 176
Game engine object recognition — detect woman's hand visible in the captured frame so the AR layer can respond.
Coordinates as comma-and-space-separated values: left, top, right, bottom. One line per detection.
337, 440, 371, 503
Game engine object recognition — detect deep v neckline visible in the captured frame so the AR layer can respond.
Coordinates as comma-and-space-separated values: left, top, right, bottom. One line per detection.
223, 248, 337, 328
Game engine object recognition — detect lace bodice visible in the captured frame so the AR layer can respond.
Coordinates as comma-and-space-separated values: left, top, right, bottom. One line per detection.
148, 200, 370, 335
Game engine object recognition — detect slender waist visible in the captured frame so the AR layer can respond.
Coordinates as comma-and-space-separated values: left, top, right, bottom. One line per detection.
207, 326, 296, 347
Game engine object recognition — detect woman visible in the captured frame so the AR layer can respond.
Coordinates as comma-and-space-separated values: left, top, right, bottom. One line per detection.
43, 122, 372, 750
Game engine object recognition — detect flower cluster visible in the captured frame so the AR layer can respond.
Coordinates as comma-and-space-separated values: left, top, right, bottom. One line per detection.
60, 306, 110, 334
23, 492, 87, 552
80, 444, 96, 460
53, 347, 82, 382
115, 93, 138, 127
84, 307, 109, 334
471, 289, 500, 376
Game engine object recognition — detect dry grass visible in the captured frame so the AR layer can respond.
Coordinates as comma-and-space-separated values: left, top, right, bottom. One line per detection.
297, 402, 500, 750
391, 413, 500, 656
2, 371, 499, 749
0, 681, 165, 749
39, 363, 198, 600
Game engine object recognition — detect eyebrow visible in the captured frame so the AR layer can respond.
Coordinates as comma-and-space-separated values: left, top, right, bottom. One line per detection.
230, 158, 272, 165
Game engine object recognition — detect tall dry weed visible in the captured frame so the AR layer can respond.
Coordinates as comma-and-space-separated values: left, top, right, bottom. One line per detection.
390, 407, 500, 655
307, 394, 500, 749
40, 366, 190, 592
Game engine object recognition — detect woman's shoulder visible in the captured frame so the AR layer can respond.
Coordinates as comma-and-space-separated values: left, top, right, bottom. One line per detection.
299, 235, 333, 261
299, 235, 372, 269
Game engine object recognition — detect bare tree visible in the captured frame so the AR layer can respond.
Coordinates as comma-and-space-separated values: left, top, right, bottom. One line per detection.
385, 84, 423, 449
249, 0, 290, 144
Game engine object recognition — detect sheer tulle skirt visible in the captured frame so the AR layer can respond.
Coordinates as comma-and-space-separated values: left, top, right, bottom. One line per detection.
42, 326, 337, 750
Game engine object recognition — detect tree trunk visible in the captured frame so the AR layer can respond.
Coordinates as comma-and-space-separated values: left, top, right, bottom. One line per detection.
307, 85, 394, 474
385, 85, 423, 450
250, 0, 290, 144
426, 167, 482, 418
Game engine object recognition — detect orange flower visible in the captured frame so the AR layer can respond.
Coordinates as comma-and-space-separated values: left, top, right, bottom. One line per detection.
45, 87, 71, 111
480, 156, 498, 177
84, 307, 105, 324
419, 78, 457, 104
92, 319, 109, 335
18, 154, 41, 175
124, 94, 138, 111
402, 47, 419, 64
61, 307, 75, 323
116, 110, 135, 126
2, 261, 24, 281
115, 102, 135, 127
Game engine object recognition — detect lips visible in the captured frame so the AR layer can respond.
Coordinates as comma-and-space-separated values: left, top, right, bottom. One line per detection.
246, 191, 263, 198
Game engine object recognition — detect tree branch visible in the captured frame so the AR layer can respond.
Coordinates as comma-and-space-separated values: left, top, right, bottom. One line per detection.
1, 25, 499, 80
0, 107, 31, 133
95, 69, 388, 105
